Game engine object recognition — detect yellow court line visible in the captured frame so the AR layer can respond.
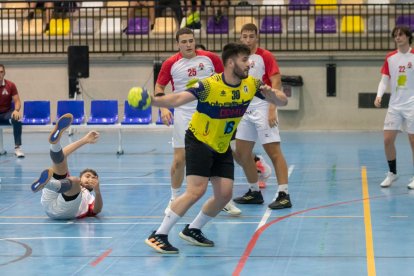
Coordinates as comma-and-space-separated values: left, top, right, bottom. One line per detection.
361, 166, 376, 276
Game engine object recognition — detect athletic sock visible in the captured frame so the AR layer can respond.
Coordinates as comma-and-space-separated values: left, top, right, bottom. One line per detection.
156, 210, 181, 235
171, 187, 180, 200
189, 211, 213, 229
388, 159, 397, 174
249, 183, 260, 192
277, 184, 288, 194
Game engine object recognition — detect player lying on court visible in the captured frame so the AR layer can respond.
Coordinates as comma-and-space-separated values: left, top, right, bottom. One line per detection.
31, 113, 103, 219
131, 43, 288, 253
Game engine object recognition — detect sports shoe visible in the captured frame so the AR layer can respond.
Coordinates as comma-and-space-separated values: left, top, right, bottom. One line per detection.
268, 191, 292, 209
233, 189, 264, 204
49, 113, 73, 144
407, 177, 414, 189
31, 168, 53, 193
164, 199, 173, 215
179, 224, 214, 247
256, 155, 272, 188
222, 201, 242, 216
145, 231, 179, 254
14, 147, 25, 158
380, 172, 398, 188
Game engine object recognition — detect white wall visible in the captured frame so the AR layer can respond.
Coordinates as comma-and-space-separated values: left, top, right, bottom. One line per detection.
3, 54, 387, 130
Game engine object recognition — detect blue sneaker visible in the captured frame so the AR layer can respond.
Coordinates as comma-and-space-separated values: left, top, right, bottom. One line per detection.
31, 168, 53, 193
49, 113, 73, 144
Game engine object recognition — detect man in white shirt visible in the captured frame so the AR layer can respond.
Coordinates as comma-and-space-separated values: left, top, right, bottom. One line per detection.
375, 25, 414, 189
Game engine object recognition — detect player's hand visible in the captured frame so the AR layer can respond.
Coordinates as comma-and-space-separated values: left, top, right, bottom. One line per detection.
84, 131, 100, 144
11, 110, 21, 121
260, 85, 288, 106
160, 108, 173, 126
374, 97, 382, 108
268, 109, 278, 128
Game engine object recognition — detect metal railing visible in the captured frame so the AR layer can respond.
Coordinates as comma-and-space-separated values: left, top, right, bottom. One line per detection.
0, 0, 409, 54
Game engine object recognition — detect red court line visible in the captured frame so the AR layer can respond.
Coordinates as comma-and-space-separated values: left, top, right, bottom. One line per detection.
232, 193, 404, 276
91, 248, 113, 267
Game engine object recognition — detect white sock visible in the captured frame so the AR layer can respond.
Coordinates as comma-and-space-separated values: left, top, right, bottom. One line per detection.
50, 143, 62, 152
249, 183, 260, 192
189, 211, 213, 229
156, 210, 181, 235
278, 184, 288, 194
171, 187, 180, 200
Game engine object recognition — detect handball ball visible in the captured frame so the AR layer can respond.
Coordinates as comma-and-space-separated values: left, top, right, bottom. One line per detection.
127, 87, 151, 110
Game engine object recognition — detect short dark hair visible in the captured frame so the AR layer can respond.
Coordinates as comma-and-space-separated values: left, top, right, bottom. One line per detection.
240, 23, 258, 35
195, 44, 206, 50
175, 27, 194, 42
222, 43, 251, 65
392, 25, 413, 44
80, 168, 98, 178
0, 64, 5, 71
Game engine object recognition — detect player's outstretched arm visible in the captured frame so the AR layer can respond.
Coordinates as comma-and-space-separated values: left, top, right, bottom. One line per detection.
63, 131, 100, 157
151, 91, 196, 108
260, 84, 288, 106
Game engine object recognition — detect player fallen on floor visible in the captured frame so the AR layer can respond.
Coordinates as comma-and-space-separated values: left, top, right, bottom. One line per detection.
31, 113, 103, 219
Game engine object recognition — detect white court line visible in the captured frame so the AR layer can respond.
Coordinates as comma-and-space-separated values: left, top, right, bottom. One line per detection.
0, 237, 112, 240
0, 221, 262, 225
257, 165, 295, 230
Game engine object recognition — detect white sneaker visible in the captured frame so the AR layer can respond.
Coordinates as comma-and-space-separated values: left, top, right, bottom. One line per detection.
14, 147, 25, 158
164, 199, 173, 215
380, 172, 398, 188
256, 155, 272, 188
407, 177, 414, 189
222, 201, 242, 216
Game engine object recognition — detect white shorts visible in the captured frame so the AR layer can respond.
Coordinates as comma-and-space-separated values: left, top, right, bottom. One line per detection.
384, 106, 414, 134
41, 186, 82, 219
172, 109, 193, 148
236, 107, 281, 144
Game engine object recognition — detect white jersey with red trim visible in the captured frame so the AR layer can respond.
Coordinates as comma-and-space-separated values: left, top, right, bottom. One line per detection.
247, 47, 280, 110
381, 48, 414, 108
76, 188, 95, 218
156, 50, 224, 113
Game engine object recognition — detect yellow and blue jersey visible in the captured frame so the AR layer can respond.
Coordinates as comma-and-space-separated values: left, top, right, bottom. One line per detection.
186, 73, 264, 153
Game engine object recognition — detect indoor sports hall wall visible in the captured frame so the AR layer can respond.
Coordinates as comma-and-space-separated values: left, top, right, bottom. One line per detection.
2, 54, 386, 131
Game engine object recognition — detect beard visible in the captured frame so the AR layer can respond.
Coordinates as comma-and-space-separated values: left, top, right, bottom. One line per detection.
234, 64, 249, 79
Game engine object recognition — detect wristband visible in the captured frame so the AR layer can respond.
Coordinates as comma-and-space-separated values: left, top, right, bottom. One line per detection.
155, 93, 165, 97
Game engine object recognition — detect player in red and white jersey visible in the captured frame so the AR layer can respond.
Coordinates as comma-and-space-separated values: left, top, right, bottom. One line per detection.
375, 25, 414, 189
233, 23, 292, 210
154, 28, 241, 215
30, 113, 103, 219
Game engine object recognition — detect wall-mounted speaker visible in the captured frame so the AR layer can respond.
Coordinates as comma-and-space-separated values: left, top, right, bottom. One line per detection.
326, 63, 336, 97
68, 45, 89, 79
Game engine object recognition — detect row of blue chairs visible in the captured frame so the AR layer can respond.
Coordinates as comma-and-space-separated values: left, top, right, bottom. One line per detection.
21, 100, 171, 126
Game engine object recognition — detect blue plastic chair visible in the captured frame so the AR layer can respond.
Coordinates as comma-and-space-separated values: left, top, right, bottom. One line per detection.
156, 108, 174, 125
260, 16, 282, 34
22, 101, 51, 125
125, 17, 149, 35
315, 15, 337, 33
56, 100, 85, 125
206, 16, 229, 34
121, 100, 152, 125
87, 100, 118, 125
396, 15, 414, 31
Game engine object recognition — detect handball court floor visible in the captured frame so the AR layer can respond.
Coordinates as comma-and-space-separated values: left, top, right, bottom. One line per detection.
0, 128, 413, 276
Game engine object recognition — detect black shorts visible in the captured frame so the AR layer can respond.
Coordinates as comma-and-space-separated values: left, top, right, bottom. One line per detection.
185, 130, 234, 180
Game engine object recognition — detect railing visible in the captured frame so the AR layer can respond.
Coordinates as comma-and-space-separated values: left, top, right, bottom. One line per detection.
0, 0, 411, 54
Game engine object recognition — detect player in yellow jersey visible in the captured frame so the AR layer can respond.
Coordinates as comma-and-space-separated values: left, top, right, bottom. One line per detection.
145, 43, 287, 254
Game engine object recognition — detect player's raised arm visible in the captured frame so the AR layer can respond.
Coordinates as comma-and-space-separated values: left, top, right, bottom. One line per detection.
259, 84, 288, 106
151, 91, 196, 108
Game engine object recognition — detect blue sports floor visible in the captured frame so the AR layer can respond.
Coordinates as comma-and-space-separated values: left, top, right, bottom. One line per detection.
0, 129, 413, 276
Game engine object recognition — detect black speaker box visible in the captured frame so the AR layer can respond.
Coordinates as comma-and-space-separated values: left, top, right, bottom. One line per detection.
68, 46, 89, 78
326, 63, 336, 97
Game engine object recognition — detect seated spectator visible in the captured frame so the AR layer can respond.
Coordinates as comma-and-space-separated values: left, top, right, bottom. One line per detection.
211, 0, 229, 24
0, 64, 24, 158
155, 0, 183, 26
27, 2, 78, 32
127, 1, 156, 31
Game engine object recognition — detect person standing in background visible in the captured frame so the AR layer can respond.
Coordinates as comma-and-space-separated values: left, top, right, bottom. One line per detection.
375, 25, 414, 189
233, 23, 292, 209
0, 64, 24, 158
